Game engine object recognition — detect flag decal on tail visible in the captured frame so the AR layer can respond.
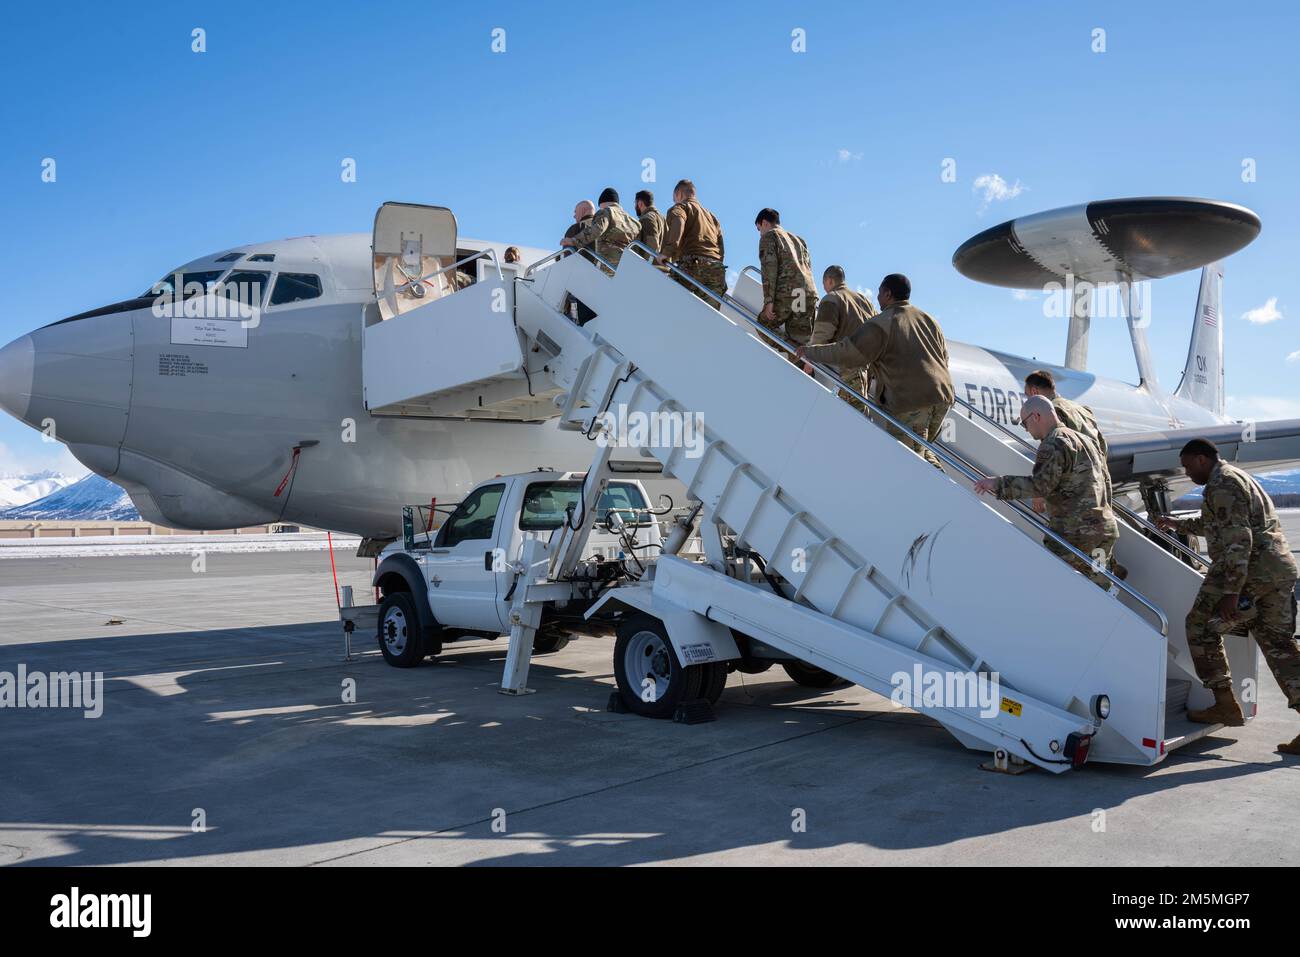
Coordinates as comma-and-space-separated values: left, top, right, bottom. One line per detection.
1173, 262, 1225, 417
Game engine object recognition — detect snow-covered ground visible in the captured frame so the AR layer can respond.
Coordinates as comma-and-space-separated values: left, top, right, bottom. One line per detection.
0, 532, 363, 559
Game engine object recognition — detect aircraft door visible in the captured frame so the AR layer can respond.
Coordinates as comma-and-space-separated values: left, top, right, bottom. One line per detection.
372, 202, 458, 322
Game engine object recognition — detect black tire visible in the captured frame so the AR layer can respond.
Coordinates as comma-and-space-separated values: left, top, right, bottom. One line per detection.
613, 616, 704, 718
533, 632, 571, 655
733, 658, 773, 674
377, 592, 425, 668
698, 661, 728, 705
782, 660, 848, 689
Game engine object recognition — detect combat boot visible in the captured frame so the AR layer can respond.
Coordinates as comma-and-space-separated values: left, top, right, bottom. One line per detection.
1187, 687, 1245, 727
1279, 729, 1300, 756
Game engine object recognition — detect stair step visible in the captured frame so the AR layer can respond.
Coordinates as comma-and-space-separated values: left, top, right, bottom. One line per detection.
1165, 678, 1192, 719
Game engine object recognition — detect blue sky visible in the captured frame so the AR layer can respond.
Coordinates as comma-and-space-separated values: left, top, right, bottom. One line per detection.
1, 0, 1297, 475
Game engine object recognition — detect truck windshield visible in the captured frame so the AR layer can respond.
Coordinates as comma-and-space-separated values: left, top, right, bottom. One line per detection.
519, 481, 649, 530
436, 483, 506, 547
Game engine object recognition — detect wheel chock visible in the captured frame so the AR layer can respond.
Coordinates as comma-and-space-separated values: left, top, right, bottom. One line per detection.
673, 698, 716, 725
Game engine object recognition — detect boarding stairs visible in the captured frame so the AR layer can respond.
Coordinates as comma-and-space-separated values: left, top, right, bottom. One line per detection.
362, 235, 1253, 772
936, 392, 1258, 753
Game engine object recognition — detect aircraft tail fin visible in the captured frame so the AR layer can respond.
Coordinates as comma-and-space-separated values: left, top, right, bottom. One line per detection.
1173, 262, 1224, 417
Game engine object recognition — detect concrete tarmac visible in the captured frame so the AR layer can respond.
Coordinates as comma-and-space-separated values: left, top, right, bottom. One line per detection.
0, 549, 1297, 867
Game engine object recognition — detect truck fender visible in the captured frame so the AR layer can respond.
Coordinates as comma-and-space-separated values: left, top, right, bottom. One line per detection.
372, 552, 440, 636
587, 586, 740, 667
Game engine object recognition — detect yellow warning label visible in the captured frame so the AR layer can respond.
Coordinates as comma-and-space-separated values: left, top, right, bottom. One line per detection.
1000, 697, 1022, 717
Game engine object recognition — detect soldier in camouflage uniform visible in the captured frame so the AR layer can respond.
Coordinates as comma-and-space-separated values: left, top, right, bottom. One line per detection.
562, 200, 595, 252
1024, 369, 1111, 502
658, 179, 726, 301
974, 396, 1118, 588
1022, 369, 1128, 580
755, 208, 818, 347
808, 265, 876, 410
800, 274, 953, 470
635, 190, 666, 267
561, 200, 597, 323
561, 188, 641, 271
1156, 439, 1300, 753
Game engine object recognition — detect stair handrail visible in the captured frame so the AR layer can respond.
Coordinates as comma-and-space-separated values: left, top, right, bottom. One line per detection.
950, 395, 1211, 570
618, 241, 1168, 635
522, 245, 617, 279
394, 247, 502, 295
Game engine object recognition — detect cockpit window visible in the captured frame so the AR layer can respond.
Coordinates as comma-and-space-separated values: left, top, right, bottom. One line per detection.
145, 270, 225, 300
216, 270, 271, 308
248, 253, 276, 262
215, 252, 244, 263
269, 273, 323, 305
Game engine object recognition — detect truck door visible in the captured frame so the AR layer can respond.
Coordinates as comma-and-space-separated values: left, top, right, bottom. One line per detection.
428, 482, 507, 633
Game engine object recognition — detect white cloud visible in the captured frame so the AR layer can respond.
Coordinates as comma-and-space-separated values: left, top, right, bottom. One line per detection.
1241, 296, 1283, 325
835, 148, 863, 164
1225, 395, 1300, 421
1287, 349, 1300, 363
0, 439, 87, 479
1012, 289, 1033, 301
973, 173, 1025, 212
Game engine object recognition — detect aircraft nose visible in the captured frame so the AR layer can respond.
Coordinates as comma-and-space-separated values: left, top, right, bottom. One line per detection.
3, 314, 133, 451
0, 334, 35, 422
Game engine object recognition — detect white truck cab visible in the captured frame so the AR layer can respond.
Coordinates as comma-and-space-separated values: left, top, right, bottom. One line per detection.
371, 470, 661, 666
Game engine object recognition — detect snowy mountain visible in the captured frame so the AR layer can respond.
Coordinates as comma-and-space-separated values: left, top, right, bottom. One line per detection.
0, 470, 82, 509
0, 473, 140, 521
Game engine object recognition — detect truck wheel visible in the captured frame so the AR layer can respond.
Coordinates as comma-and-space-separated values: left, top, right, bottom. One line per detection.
377, 592, 425, 668
533, 632, 570, 655
614, 616, 703, 718
782, 660, 847, 689
698, 661, 728, 705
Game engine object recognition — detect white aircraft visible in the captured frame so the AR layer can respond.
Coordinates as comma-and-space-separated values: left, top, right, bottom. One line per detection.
0, 196, 1295, 541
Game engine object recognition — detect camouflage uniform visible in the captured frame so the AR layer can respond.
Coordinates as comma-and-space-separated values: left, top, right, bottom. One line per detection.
758, 226, 819, 347
1052, 395, 1111, 503
995, 425, 1118, 588
562, 214, 597, 323
638, 205, 666, 266
566, 203, 642, 271
1172, 461, 1300, 708
810, 283, 877, 411
803, 300, 954, 470
564, 214, 595, 255
661, 199, 726, 301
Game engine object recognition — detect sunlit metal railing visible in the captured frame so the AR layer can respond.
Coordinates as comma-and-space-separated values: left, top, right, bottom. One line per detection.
950, 395, 1210, 570
617, 241, 1169, 635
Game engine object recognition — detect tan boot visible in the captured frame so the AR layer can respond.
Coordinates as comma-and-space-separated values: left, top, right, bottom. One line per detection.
1187, 687, 1245, 727
1279, 728, 1300, 756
